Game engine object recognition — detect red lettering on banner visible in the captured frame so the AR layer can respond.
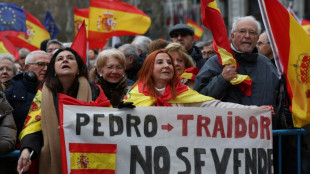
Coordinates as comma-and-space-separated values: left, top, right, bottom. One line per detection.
248, 116, 258, 139
197, 115, 211, 137
260, 116, 271, 140
235, 116, 247, 138
177, 115, 194, 136
212, 116, 225, 138
227, 115, 233, 138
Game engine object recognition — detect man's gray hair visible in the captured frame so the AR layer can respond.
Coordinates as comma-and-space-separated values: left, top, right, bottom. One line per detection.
231, 16, 262, 35
132, 35, 152, 54
119, 44, 139, 61
25, 50, 48, 65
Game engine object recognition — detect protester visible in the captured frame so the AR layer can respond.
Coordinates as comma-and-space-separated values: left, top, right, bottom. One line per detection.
257, 31, 275, 66
14, 63, 23, 74
87, 48, 99, 70
92, 48, 131, 107
0, 91, 16, 154
18, 48, 30, 69
123, 49, 273, 113
132, 35, 152, 60
17, 47, 111, 174
196, 40, 216, 59
118, 44, 142, 82
0, 53, 16, 91
165, 43, 198, 88
147, 39, 169, 55
0, 91, 17, 174
169, 23, 206, 69
194, 16, 280, 127
46, 39, 64, 58
5, 50, 50, 138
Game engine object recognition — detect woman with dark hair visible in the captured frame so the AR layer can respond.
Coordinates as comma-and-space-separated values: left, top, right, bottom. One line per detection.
124, 49, 273, 110
17, 47, 111, 174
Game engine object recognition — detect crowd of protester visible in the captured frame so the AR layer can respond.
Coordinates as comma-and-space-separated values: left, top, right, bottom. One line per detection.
0, 15, 301, 174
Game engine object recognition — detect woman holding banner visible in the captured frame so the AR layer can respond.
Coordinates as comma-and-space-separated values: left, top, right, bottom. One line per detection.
124, 49, 273, 110
17, 48, 111, 174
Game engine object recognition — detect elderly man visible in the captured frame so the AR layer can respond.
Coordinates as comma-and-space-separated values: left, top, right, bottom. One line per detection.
46, 39, 64, 58
196, 39, 216, 59
257, 31, 275, 66
5, 51, 50, 142
118, 44, 143, 82
194, 16, 280, 125
169, 23, 206, 69
131, 35, 152, 60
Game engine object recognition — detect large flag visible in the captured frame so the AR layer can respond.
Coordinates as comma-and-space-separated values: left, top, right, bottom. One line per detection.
0, 3, 27, 33
73, 5, 89, 37
258, 0, 310, 127
43, 11, 59, 39
200, 0, 252, 96
186, 19, 204, 40
8, 11, 50, 51
71, 21, 87, 63
88, 0, 151, 48
0, 35, 19, 60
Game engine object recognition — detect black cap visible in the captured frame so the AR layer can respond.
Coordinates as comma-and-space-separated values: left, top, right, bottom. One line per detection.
169, 24, 194, 37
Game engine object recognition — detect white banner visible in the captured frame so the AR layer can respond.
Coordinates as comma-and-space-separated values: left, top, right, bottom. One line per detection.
60, 106, 273, 174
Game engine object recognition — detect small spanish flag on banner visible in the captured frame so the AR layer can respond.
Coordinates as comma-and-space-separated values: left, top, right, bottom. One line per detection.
186, 19, 204, 40
69, 143, 117, 174
258, 0, 310, 127
0, 35, 19, 60
200, 0, 252, 96
8, 11, 50, 51
88, 0, 151, 48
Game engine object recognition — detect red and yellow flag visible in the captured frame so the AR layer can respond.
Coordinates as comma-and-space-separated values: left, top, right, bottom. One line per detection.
200, 0, 252, 96
186, 19, 204, 40
8, 11, 50, 51
88, 0, 151, 48
71, 21, 87, 63
259, 0, 310, 127
0, 35, 19, 60
301, 19, 310, 36
73, 5, 89, 37
69, 143, 117, 174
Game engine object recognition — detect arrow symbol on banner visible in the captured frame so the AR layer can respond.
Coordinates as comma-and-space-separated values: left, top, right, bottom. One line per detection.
161, 124, 174, 132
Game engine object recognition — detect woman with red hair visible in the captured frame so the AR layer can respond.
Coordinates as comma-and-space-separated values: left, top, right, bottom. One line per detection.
124, 49, 272, 109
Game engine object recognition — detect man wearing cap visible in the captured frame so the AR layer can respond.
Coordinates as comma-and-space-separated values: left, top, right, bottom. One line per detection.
169, 23, 206, 69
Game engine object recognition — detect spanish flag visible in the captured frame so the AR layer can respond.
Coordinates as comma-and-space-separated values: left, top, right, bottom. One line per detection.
0, 35, 19, 60
186, 19, 204, 40
258, 0, 310, 127
200, 0, 252, 96
73, 5, 89, 37
8, 11, 50, 51
88, 0, 151, 48
69, 143, 117, 174
301, 19, 310, 36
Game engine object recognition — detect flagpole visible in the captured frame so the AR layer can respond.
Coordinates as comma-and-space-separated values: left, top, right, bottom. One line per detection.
258, 0, 282, 75
86, 41, 89, 67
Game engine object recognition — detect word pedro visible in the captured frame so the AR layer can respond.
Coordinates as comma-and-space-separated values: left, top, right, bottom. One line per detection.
76, 113, 271, 139
130, 146, 273, 174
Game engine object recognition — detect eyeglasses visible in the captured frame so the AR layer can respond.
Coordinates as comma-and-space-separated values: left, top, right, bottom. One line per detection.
202, 51, 216, 56
234, 29, 258, 37
104, 65, 123, 72
28, 62, 49, 67
256, 41, 270, 47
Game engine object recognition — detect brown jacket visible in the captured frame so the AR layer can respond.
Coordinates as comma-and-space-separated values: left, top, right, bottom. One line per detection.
0, 91, 16, 154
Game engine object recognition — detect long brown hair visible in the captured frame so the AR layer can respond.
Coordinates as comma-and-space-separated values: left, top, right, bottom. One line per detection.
136, 49, 179, 98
